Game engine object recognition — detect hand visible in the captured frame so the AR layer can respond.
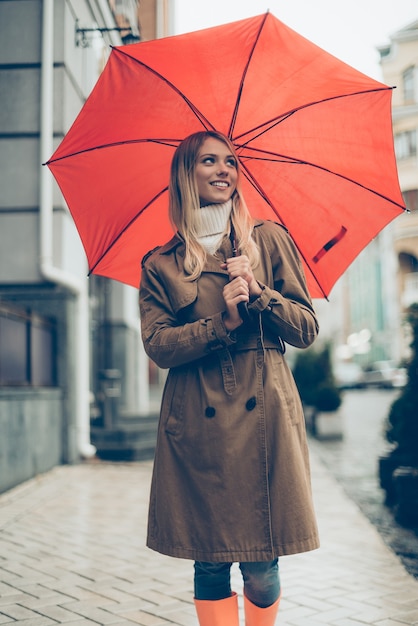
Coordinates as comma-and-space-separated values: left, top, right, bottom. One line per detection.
222, 277, 249, 330
221, 255, 262, 299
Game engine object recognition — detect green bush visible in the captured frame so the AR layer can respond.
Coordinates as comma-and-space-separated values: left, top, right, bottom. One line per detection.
293, 343, 341, 413
292, 348, 322, 406
385, 303, 418, 466
315, 384, 342, 412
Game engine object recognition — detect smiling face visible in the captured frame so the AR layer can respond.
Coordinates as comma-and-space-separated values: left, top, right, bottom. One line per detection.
194, 137, 238, 207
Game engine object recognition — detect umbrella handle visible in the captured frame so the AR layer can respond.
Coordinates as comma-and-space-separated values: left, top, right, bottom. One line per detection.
229, 226, 252, 325
237, 299, 251, 324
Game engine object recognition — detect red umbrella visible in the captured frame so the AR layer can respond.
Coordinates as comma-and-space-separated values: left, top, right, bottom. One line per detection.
46, 12, 405, 298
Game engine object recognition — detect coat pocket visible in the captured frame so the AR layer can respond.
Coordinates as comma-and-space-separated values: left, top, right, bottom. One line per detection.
162, 366, 189, 436
270, 350, 301, 426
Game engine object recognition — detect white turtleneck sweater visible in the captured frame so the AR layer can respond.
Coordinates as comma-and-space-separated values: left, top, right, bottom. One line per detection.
195, 200, 232, 255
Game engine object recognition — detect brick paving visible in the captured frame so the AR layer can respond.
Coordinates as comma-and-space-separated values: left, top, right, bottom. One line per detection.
0, 451, 418, 625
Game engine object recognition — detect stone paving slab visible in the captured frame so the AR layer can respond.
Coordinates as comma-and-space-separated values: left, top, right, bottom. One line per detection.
0, 452, 418, 625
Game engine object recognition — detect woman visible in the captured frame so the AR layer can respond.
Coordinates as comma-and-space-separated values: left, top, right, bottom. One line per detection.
139, 130, 319, 626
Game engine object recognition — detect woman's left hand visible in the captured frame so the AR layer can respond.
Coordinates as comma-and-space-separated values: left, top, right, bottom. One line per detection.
221, 255, 262, 299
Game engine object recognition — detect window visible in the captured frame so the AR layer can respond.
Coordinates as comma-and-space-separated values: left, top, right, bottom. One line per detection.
403, 66, 416, 103
403, 189, 418, 213
31, 318, 56, 386
0, 315, 28, 384
0, 304, 57, 386
395, 129, 417, 160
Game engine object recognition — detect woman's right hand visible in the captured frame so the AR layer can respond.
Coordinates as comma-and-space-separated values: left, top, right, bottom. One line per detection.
222, 277, 249, 331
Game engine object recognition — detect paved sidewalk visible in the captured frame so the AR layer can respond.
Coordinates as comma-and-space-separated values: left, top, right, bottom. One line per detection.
0, 450, 418, 625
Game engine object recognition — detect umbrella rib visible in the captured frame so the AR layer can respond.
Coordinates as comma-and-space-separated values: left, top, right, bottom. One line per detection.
233, 86, 395, 147
227, 11, 269, 139
239, 160, 328, 298
45, 138, 182, 164
237, 147, 406, 211
88, 186, 169, 275
113, 46, 216, 133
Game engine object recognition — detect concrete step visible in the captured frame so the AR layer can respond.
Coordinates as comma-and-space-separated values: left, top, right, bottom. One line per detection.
91, 413, 159, 461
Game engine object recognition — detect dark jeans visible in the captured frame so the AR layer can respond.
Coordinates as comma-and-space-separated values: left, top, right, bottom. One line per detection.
194, 559, 280, 608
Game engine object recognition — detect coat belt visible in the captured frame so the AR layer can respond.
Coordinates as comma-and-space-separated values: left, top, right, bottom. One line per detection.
217, 333, 284, 395
233, 333, 284, 353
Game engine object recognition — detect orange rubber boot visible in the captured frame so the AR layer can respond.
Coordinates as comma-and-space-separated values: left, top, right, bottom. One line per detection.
194, 592, 239, 626
244, 594, 281, 625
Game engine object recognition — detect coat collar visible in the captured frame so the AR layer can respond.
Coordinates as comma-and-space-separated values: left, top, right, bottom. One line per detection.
152, 220, 269, 314
160, 219, 265, 256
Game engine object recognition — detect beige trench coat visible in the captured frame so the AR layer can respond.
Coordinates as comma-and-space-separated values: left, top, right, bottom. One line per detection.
140, 220, 320, 562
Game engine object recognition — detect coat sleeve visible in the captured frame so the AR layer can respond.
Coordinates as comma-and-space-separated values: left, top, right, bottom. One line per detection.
139, 255, 236, 369
248, 223, 319, 349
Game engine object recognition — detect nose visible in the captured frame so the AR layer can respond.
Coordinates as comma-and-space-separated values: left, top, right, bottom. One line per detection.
216, 163, 229, 176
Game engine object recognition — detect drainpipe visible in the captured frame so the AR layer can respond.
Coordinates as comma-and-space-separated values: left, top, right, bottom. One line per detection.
40, 0, 96, 458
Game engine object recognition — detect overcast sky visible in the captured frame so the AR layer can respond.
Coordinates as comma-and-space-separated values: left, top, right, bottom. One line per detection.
173, 0, 418, 80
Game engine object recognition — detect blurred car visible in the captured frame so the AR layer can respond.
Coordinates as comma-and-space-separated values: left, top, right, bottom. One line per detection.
334, 362, 363, 389
358, 361, 407, 389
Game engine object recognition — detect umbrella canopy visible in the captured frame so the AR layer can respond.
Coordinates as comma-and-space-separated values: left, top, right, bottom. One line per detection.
46, 12, 405, 298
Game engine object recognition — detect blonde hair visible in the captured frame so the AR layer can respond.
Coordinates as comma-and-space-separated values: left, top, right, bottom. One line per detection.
169, 131, 259, 280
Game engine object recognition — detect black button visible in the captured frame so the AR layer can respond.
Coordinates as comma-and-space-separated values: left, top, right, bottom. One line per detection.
245, 397, 257, 411
205, 407, 216, 418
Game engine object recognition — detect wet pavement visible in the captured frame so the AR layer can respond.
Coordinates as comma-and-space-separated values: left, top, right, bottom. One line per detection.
2, 452, 418, 625
1, 388, 418, 624
310, 387, 418, 579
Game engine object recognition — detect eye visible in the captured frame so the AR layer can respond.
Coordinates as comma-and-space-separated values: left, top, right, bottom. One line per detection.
227, 157, 237, 167
202, 156, 215, 164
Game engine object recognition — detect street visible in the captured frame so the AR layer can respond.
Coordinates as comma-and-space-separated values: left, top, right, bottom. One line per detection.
310, 387, 418, 579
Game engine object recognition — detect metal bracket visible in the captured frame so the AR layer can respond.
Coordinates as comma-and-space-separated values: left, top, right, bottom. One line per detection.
75, 19, 139, 47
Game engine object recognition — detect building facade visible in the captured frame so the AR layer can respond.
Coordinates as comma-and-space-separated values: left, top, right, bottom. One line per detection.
380, 21, 418, 357
0, 0, 172, 493
326, 20, 418, 371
